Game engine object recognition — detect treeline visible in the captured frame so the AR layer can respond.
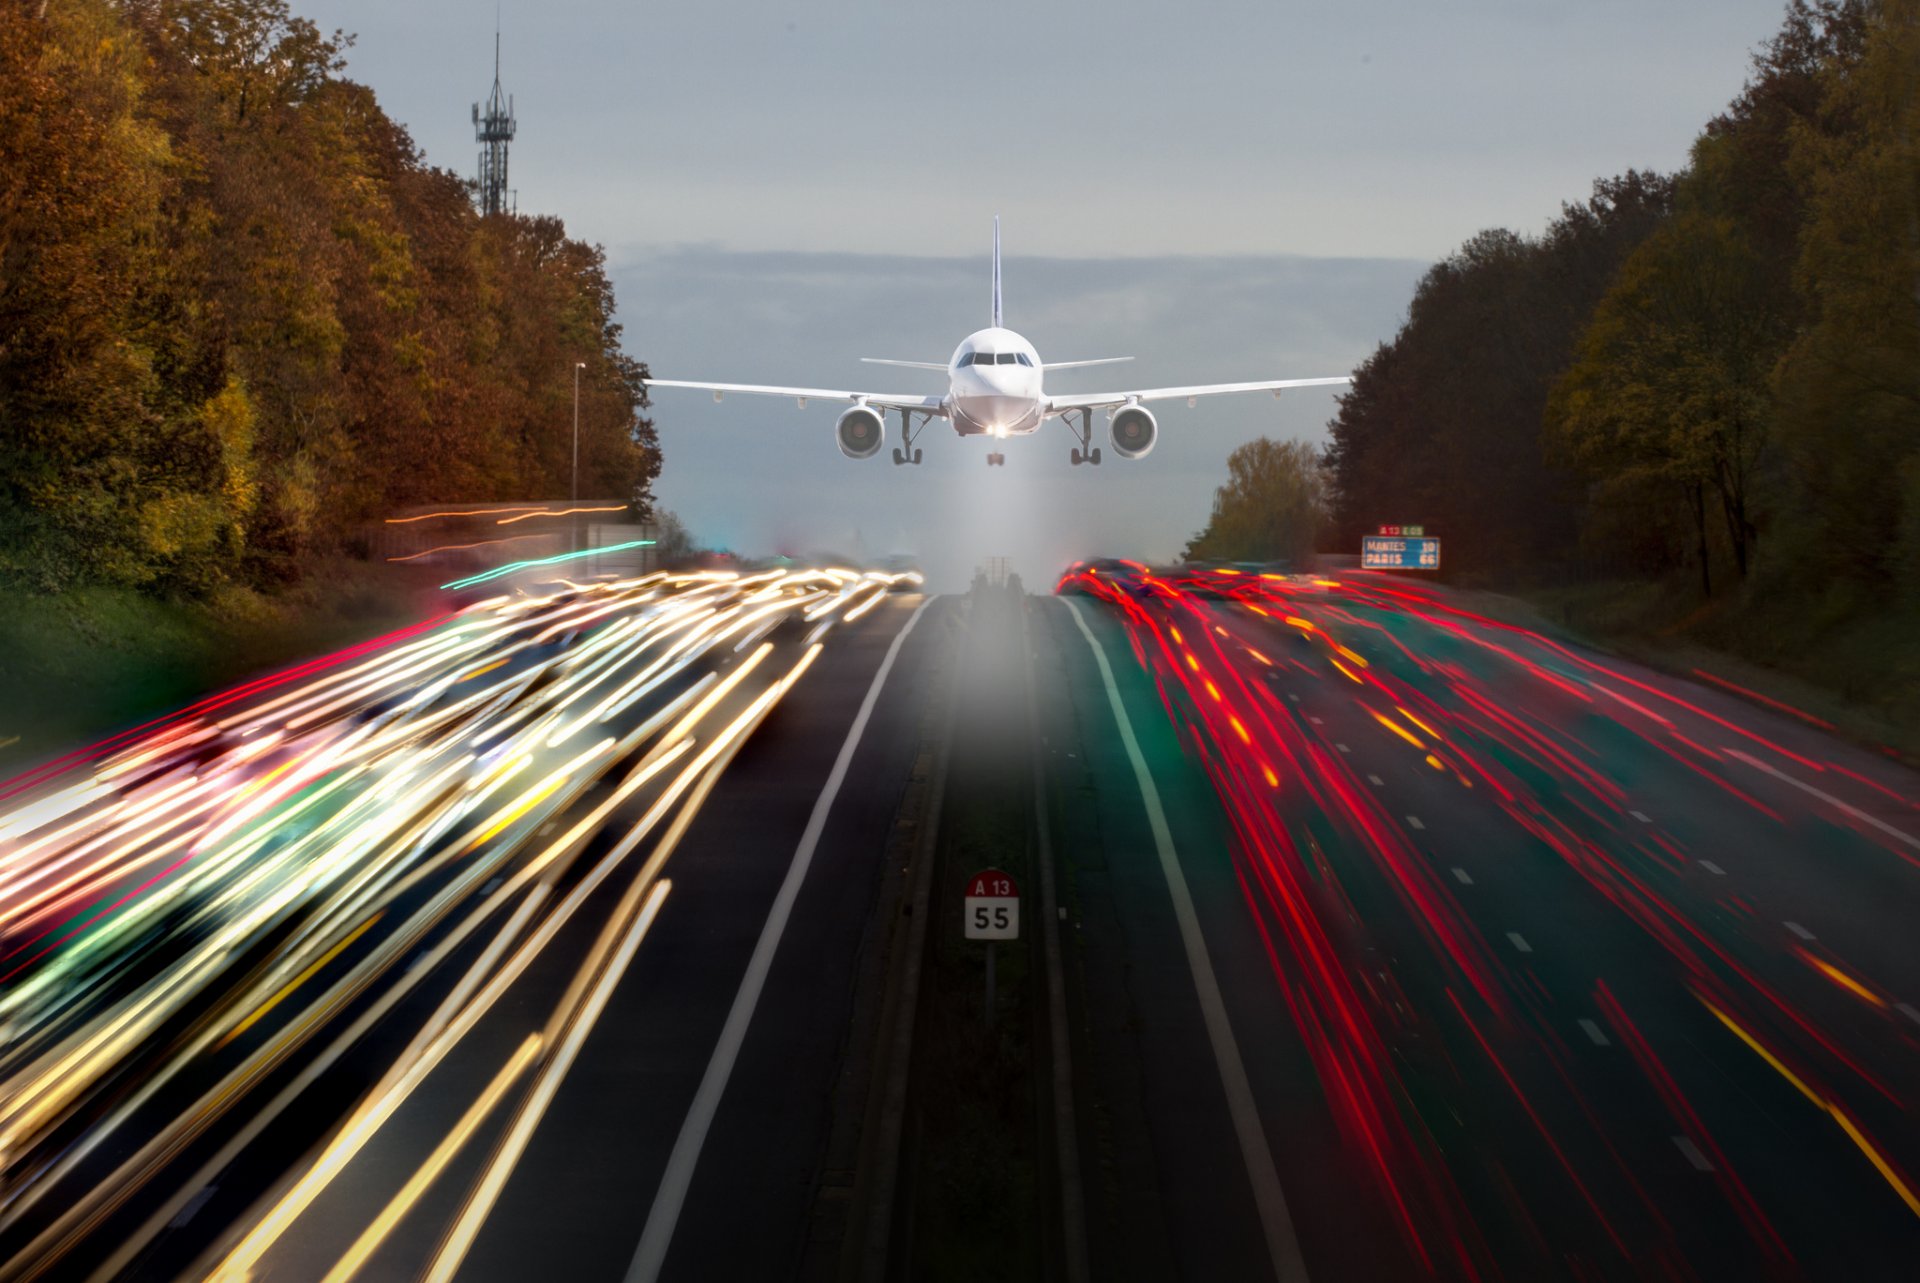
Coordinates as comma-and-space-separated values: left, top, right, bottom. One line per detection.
0, 0, 659, 593
1327, 0, 1917, 619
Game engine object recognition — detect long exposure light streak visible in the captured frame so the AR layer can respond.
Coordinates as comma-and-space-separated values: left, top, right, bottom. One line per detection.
0, 564, 919, 1283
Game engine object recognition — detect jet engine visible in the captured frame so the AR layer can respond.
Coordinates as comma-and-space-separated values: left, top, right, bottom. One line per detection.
836, 405, 886, 459
1108, 405, 1158, 460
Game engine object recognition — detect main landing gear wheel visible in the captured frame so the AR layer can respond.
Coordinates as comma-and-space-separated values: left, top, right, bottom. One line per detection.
1064, 408, 1101, 466
987, 452, 1006, 467
892, 407, 933, 466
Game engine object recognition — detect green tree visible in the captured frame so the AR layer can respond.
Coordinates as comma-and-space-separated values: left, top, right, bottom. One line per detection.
1770, 0, 1920, 599
1547, 211, 1778, 592
1184, 438, 1328, 565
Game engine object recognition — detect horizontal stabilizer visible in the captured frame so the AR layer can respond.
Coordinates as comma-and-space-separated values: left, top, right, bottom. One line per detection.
1042, 357, 1134, 371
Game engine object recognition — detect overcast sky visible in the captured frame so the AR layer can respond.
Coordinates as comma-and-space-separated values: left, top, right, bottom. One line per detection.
304, 0, 1792, 587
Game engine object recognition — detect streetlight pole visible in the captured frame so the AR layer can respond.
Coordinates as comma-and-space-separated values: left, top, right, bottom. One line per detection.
571, 361, 586, 503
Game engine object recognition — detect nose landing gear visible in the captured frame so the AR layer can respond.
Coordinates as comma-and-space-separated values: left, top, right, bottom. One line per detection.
987, 452, 1006, 467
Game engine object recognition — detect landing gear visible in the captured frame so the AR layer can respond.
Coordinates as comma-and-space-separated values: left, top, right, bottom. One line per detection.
987, 452, 1006, 467
1064, 408, 1102, 466
892, 407, 933, 466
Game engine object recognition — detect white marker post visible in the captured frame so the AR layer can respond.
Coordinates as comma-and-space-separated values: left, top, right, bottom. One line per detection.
964, 868, 1019, 1023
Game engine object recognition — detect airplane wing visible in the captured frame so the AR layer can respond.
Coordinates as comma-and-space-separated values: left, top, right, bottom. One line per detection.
643, 379, 947, 414
1047, 375, 1350, 412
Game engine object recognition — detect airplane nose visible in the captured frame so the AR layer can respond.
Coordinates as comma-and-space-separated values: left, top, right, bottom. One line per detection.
977, 396, 1028, 429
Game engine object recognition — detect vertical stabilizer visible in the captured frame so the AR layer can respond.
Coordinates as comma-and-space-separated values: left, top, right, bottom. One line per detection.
991, 215, 1002, 329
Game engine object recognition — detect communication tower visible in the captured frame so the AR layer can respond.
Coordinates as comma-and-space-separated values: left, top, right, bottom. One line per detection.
472, 33, 516, 216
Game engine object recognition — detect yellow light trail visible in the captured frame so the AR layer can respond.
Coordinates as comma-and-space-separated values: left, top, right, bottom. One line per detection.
384, 506, 550, 524
1699, 995, 1920, 1220
1369, 709, 1426, 750
493, 504, 628, 525
319, 1033, 544, 1283
222, 913, 385, 1046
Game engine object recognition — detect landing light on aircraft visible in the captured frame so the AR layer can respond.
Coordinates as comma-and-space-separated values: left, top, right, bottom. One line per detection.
642, 217, 1352, 467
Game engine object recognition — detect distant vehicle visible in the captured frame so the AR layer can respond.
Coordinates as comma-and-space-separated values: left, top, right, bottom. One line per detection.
643, 219, 1352, 469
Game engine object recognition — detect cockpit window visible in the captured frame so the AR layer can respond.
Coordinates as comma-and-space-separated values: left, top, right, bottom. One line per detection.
955, 351, 971, 366
1014, 353, 1034, 367
997, 352, 1018, 365
969, 352, 993, 365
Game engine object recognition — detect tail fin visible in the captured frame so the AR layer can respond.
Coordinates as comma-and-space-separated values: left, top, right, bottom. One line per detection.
991, 215, 1002, 329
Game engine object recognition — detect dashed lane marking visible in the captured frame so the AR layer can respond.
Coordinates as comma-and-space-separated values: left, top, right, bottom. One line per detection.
1896, 1002, 1920, 1028
1629, 810, 1650, 822
1674, 1136, 1715, 1172
1367, 775, 1385, 786
1698, 860, 1727, 876
1335, 743, 1350, 754
1578, 1019, 1610, 1047
1405, 815, 1425, 830
1785, 921, 1815, 941
1506, 932, 1533, 954
1450, 868, 1473, 885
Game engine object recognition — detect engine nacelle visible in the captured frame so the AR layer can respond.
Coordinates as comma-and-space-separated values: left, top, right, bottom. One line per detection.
1108, 405, 1158, 460
836, 405, 886, 460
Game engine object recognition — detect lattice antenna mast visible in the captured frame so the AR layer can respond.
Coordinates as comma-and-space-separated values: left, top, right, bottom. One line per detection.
472, 31, 516, 216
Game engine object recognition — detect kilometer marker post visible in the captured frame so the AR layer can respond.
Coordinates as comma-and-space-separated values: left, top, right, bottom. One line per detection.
964, 868, 1019, 1023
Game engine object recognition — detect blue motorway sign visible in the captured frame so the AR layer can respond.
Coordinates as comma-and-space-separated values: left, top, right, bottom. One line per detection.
1362, 535, 1441, 570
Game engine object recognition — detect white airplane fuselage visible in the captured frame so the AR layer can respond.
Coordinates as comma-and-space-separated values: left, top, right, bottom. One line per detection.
946, 327, 1046, 437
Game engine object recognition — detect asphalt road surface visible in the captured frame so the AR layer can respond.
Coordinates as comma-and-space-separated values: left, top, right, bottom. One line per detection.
3, 561, 1917, 1282
1043, 564, 1920, 1282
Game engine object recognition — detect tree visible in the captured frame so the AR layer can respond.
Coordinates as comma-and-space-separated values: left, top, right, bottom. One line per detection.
652, 509, 696, 563
1547, 211, 1779, 592
0, 0, 662, 593
1325, 172, 1674, 578
1770, 0, 1920, 599
1184, 438, 1328, 566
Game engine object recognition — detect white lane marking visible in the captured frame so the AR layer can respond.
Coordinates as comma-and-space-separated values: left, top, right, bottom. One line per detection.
1335, 743, 1350, 754
1065, 599, 1309, 1282
1287, 693, 1300, 703
1405, 815, 1425, 831
1450, 868, 1473, 885
1506, 932, 1533, 954
1896, 1002, 1920, 1028
1698, 860, 1727, 876
626, 597, 933, 1283
1578, 1019, 1610, 1047
1725, 748, 1920, 851
1673, 1136, 1715, 1171
1367, 774, 1384, 787
1785, 921, 1816, 941
1309, 716, 1324, 725
1629, 810, 1651, 823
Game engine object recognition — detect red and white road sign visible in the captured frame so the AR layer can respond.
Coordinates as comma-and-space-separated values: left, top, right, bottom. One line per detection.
964, 868, 1020, 940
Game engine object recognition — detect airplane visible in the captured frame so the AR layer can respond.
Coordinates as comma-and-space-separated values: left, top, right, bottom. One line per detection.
642, 218, 1352, 468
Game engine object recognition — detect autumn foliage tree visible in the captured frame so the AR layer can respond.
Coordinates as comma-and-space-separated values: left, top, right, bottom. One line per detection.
0, 0, 660, 592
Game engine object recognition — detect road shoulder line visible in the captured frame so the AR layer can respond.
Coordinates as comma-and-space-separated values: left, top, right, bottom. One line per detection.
1062, 598, 1310, 1283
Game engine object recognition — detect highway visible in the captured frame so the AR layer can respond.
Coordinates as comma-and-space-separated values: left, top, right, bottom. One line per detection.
0, 560, 1916, 1281
0, 568, 942, 1283
1044, 564, 1920, 1281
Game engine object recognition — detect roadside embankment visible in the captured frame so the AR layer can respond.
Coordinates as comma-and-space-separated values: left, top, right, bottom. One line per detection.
0, 560, 442, 775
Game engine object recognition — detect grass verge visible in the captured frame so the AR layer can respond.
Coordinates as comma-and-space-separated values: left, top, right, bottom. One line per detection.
0, 560, 442, 776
